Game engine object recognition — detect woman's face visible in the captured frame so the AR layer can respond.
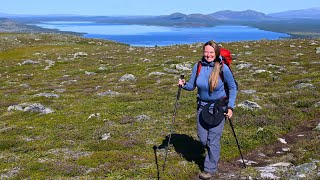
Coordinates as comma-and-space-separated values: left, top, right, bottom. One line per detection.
203, 45, 216, 62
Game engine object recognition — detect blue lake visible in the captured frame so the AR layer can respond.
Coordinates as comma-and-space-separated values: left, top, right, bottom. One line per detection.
34, 21, 290, 47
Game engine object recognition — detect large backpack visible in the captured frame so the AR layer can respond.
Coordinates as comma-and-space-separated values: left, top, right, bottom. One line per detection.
196, 48, 238, 98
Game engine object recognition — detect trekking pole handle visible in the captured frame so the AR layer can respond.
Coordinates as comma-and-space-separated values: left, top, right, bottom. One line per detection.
177, 74, 184, 99
178, 74, 185, 87
180, 74, 185, 83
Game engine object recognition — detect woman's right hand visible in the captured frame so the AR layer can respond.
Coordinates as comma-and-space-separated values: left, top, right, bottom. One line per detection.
178, 79, 186, 87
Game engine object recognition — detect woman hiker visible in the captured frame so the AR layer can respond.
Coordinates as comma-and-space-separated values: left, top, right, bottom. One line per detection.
178, 40, 237, 179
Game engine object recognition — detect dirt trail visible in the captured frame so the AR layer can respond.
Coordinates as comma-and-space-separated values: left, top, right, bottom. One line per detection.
192, 119, 320, 179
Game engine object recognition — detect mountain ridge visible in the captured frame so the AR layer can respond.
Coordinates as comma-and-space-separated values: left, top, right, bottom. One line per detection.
1, 7, 320, 19
1, 8, 320, 39
208, 9, 271, 20
268, 7, 320, 19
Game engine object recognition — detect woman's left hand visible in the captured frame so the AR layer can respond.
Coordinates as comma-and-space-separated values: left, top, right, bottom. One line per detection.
224, 108, 233, 119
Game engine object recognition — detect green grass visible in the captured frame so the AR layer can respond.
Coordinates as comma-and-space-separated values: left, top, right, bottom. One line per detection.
0, 32, 319, 179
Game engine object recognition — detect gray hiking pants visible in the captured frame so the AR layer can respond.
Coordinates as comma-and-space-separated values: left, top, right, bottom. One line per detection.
197, 102, 225, 174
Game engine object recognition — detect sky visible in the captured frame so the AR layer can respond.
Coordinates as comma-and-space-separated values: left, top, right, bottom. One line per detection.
1, 0, 319, 16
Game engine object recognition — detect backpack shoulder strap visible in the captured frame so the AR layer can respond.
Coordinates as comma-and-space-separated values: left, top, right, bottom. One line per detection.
220, 63, 238, 98
220, 63, 230, 98
194, 60, 202, 87
196, 60, 202, 77
220, 62, 225, 83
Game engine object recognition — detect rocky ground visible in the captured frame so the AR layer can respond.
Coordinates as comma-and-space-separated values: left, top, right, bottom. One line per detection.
0, 33, 319, 179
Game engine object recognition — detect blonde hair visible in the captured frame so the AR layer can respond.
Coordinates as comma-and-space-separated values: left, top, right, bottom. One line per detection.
203, 40, 221, 92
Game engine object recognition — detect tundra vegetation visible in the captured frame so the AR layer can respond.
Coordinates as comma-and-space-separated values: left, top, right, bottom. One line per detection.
0, 32, 319, 179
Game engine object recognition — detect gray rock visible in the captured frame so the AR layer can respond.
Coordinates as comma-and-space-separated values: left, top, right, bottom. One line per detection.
290, 62, 300, 65
268, 64, 280, 68
60, 79, 77, 85
236, 63, 252, 69
88, 113, 101, 120
101, 133, 111, 141
136, 115, 151, 121
238, 159, 258, 166
119, 74, 136, 81
174, 63, 192, 71
45, 60, 55, 65
237, 100, 261, 110
293, 53, 304, 58
97, 90, 120, 96
294, 83, 314, 89
85, 71, 96, 75
163, 67, 179, 74
256, 162, 292, 180
270, 162, 292, 167
8, 103, 54, 114
240, 90, 256, 94
54, 88, 66, 93
47, 148, 92, 159
0, 126, 15, 132
278, 138, 287, 144
44, 60, 55, 70
282, 147, 290, 152
294, 162, 317, 176
0, 167, 20, 179
142, 58, 151, 62
99, 66, 107, 70
34, 93, 60, 98
73, 52, 88, 58
316, 47, 320, 54
19, 83, 30, 88
314, 123, 320, 131
260, 172, 280, 180
21, 59, 40, 65
148, 72, 166, 76
254, 69, 272, 74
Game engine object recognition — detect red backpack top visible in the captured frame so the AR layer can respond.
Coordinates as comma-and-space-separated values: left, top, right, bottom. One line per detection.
220, 48, 232, 67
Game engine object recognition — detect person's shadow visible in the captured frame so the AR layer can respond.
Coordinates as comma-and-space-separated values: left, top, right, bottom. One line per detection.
153, 133, 205, 176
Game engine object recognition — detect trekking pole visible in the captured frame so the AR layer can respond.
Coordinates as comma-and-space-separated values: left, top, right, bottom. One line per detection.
163, 74, 184, 171
153, 146, 160, 180
226, 115, 246, 168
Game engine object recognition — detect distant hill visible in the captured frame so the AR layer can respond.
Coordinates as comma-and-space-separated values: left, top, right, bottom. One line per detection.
208, 10, 271, 20
0, 18, 34, 32
268, 7, 320, 19
0, 18, 82, 34
153, 12, 220, 26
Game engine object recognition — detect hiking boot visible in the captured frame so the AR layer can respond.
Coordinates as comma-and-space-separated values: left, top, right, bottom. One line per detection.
199, 171, 213, 180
